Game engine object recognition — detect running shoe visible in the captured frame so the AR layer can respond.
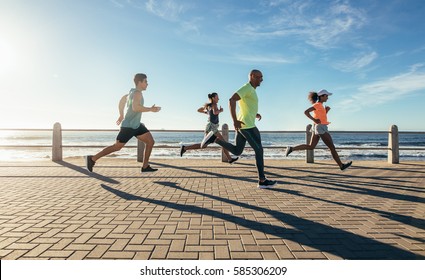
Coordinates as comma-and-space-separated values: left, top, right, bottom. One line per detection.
340, 161, 352, 171
180, 145, 186, 157
200, 131, 214, 148
141, 165, 158, 172
85, 155, 95, 172
228, 157, 239, 164
258, 179, 277, 189
285, 146, 293, 157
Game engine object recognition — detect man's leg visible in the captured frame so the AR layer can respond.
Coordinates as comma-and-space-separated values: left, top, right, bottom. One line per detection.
136, 132, 155, 169
239, 128, 265, 180
85, 140, 126, 172
92, 141, 126, 162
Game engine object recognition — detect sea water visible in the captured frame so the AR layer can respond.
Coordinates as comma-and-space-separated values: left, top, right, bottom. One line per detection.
0, 130, 424, 161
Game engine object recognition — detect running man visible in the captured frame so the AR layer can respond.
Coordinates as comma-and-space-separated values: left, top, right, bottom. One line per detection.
85, 73, 161, 173
214, 70, 277, 189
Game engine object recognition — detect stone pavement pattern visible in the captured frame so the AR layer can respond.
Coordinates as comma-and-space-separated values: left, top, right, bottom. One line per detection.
0, 159, 424, 260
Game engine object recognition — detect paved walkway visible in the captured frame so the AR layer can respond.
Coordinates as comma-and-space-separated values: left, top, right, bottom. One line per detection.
0, 158, 424, 260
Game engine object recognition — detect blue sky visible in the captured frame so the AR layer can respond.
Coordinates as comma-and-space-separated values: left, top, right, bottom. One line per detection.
1, 0, 425, 131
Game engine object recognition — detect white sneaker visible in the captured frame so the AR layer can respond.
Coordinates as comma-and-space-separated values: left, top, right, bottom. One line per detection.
285, 146, 293, 157
201, 131, 214, 148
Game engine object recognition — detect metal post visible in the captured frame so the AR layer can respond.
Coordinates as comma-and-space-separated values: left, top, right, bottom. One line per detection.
137, 140, 145, 163
388, 125, 399, 164
52, 122, 62, 161
306, 124, 314, 163
221, 124, 229, 162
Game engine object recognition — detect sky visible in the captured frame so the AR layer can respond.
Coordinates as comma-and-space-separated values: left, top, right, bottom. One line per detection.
1, 0, 425, 131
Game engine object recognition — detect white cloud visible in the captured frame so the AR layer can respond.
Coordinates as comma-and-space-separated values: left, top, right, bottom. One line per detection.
230, 0, 367, 49
145, 0, 189, 21
233, 54, 294, 64
141, 0, 203, 34
337, 66, 425, 111
109, 0, 124, 8
333, 51, 378, 72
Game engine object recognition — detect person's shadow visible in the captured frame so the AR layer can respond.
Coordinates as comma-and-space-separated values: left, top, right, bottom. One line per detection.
56, 161, 119, 184
102, 182, 421, 259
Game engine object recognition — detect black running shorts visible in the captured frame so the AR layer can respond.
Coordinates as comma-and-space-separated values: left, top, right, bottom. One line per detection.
116, 124, 149, 143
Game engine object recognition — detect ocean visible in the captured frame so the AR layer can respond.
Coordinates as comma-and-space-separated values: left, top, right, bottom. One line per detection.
0, 130, 424, 161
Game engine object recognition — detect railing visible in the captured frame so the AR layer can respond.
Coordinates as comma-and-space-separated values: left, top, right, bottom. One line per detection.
1, 123, 424, 164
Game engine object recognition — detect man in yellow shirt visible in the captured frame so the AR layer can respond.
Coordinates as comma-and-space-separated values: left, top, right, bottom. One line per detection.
215, 70, 277, 189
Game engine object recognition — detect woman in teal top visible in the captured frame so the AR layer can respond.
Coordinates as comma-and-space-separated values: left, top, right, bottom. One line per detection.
180, 92, 238, 164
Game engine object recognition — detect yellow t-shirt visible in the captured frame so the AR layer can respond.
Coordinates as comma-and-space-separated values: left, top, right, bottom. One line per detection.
236, 82, 258, 129
312, 102, 330, 125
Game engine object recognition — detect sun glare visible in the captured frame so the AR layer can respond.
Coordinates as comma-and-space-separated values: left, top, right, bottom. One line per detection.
0, 39, 18, 75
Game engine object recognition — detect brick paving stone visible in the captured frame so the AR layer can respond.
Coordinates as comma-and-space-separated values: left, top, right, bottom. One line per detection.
3, 250, 28, 260
125, 244, 154, 251
0, 159, 424, 260
134, 251, 151, 259
214, 245, 230, 259
86, 244, 110, 259
0, 250, 13, 258
201, 240, 227, 246
150, 245, 169, 259
244, 245, 275, 252
169, 240, 185, 252
199, 252, 214, 259
6, 243, 37, 250
24, 244, 53, 258
129, 233, 147, 244
261, 252, 280, 259
186, 234, 200, 246
65, 244, 96, 251
167, 252, 198, 259
273, 245, 296, 259
102, 251, 135, 259
144, 240, 172, 246
40, 250, 74, 258
67, 251, 90, 260
185, 245, 214, 252
50, 238, 74, 250
74, 233, 95, 244
110, 239, 130, 251
228, 240, 244, 252
231, 252, 263, 259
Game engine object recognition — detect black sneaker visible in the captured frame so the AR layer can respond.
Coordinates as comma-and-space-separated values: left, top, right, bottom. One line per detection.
340, 161, 352, 171
85, 155, 95, 172
180, 146, 186, 157
141, 165, 158, 173
228, 157, 239, 164
285, 146, 293, 157
258, 179, 277, 189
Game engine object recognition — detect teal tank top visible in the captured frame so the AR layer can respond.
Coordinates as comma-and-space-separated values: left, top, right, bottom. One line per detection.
121, 88, 144, 129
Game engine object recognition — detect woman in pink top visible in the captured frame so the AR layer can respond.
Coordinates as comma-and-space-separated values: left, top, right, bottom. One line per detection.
285, 89, 352, 171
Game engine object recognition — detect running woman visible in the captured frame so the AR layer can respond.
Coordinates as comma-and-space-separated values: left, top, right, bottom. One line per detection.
285, 89, 352, 170
180, 92, 238, 164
